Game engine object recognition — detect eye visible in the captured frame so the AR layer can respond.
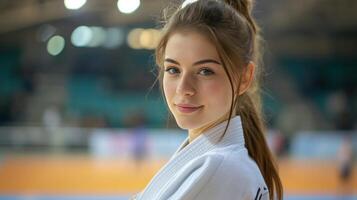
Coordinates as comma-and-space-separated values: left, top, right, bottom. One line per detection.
165, 67, 180, 74
198, 68, 215, 76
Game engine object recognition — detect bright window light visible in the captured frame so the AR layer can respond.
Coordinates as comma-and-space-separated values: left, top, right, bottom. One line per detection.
117, 0, 140, 14
71, 26, 93, 47
64, 0, 87, 10
88, 27, 106, 47
127, 28, 143, 49
47, 35, 65, 56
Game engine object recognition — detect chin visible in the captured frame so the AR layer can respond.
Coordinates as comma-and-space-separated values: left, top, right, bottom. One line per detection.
175, 118, 204, 130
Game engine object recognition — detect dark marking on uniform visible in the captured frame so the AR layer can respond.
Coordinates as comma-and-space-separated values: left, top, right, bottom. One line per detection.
254, 187, 261, 200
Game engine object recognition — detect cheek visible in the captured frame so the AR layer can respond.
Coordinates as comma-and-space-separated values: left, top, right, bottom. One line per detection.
203, 80, 232, 108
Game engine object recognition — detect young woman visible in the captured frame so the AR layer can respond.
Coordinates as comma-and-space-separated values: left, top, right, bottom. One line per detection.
133, 0, 283, 199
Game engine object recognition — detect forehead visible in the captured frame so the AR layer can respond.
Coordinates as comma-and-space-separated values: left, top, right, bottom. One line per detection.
164, 31, 220, 62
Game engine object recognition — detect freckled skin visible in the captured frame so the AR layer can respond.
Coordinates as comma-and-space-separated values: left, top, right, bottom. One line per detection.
163, 31, 233, 137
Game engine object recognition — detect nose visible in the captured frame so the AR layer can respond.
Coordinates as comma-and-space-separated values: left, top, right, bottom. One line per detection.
176, 73, 196, 96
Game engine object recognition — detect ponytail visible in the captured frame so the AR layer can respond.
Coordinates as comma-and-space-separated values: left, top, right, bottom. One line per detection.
238, 93, 283, 200
223, 1, 284, 200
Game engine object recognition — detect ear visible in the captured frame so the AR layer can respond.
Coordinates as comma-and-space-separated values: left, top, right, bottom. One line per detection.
238, 61, 255, 95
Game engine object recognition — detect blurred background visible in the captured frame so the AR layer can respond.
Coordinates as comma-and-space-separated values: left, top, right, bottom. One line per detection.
0, 0, 356, 199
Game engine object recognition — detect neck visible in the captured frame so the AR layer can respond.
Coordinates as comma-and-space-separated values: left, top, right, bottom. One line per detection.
188, 113, 235, 143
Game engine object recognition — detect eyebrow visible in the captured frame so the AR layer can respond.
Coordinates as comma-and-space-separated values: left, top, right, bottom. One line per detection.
164, 58, 221, 66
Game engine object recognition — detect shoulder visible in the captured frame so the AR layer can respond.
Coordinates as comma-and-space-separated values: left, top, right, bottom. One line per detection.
215, 146, 267, 186
200, 145, 269, 199
163, 145, 269, 200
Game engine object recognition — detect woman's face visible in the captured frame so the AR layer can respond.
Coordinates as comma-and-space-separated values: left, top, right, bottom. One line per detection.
163, 31, 233, 131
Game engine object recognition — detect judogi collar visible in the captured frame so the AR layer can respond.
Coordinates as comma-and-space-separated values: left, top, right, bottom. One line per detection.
138, 115, 245, 200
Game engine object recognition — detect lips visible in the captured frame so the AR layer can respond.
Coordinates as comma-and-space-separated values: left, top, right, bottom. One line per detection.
175, 103, 203, 113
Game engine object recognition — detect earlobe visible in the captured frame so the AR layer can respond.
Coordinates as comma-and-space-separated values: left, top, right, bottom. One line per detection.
238, 61, 255, 95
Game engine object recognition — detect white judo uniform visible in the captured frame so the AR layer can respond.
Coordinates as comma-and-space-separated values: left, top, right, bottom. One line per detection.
136, 116, 269, 200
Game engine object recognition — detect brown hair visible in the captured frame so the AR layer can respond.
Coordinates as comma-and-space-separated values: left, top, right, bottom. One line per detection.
154, 0, 283, 199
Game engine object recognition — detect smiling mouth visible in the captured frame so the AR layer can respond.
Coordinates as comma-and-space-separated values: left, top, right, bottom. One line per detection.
175, 104, 203, 114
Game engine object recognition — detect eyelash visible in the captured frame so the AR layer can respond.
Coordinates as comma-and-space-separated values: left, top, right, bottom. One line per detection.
164, 67, 215, 76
